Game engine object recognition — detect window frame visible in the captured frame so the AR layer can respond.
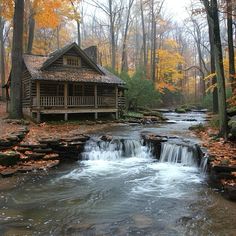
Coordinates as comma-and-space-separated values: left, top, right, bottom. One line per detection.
63, 56, 81, 67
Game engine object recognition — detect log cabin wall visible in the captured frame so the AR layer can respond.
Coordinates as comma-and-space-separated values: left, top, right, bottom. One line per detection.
22, 66, 31, 107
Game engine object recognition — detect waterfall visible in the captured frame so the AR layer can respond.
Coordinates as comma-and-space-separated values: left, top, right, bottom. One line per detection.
160, 142, 198, 166
199, 155, 208, 174
82, 139, 152, 161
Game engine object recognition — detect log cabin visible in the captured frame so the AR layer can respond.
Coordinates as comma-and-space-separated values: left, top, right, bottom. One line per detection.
6, 42, 126, 122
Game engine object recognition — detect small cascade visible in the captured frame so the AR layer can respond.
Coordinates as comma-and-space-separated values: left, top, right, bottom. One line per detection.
199, 155, 208, 174
82, 139, 152, 161
160, 142, 198, 166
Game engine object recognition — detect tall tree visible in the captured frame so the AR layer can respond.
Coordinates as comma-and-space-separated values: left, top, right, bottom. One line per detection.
121, 0, 134, 72
202, 0, 228, 138
69, 0, 81, 46
206, 10, 218, 113
10, 0, 24, 119
0, 5, 6, 100
226, 0, 236, 92
140, 0, 147, 77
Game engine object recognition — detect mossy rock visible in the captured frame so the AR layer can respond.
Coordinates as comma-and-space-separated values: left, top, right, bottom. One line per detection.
143, 111, 164, 119
227, 106, 236, 117
0, 151, 20, 166
228, 116, 236, 127
180, 105, 192, 112
220, 159, 230, 166
188, 123, 205, 132
175, 108, 187, 113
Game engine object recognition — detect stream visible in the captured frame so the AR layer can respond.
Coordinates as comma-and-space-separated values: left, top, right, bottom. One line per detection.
0, 112, 236, 235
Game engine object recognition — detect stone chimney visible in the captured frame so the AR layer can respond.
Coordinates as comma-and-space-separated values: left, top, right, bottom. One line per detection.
84, 46, 98, 64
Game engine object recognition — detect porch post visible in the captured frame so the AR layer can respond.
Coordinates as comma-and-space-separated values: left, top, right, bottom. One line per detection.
36, 81, 41, 122
64, 82, 68, 121
115, 86, 118, 119
94, 84, 98, 119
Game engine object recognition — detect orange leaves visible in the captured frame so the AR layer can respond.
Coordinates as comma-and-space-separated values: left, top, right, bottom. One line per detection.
34, 0, 62, 28
198, 127, 236, 168
156, 81, 176, 93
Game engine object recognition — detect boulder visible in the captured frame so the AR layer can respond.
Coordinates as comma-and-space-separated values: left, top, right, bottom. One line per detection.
228, 116, 236, 140
227, 106, 236, 117
175, 108, 186, 113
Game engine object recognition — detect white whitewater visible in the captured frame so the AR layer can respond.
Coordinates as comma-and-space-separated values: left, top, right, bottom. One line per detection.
160, 142, 198, 167
82, 139, 152, 161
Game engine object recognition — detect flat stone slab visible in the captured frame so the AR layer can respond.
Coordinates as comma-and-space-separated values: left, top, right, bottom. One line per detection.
0, 168, 18, 177
212, 165, 236, 173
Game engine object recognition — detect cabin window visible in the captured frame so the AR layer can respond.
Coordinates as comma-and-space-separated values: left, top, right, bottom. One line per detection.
63, 56, 81, 67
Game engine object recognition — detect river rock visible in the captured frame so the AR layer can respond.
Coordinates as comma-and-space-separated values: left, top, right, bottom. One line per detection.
100, 135, 113, 142
43, 153, 59, 160
6, 135, 19, 142
224, 185, 236, 201
38, 138, 61, 146
0, 168, 18, 177
228, 116, 236, 140
175, 108, 186, 113
141, 133, 168, 158
62, 135, 89, 143
34, 148, 53, 153
227, 106, 236, 117
0, 138, 12, 148
18, 143, 47, 149
0, 151, 20, 166
46, 160, 60, 168
15, 146, 31, 153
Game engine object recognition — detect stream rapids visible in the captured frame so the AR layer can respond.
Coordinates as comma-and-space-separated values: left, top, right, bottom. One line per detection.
0, 112, 235, 235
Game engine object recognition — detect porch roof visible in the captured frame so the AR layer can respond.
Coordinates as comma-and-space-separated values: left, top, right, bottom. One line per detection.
23, 54, 125, 85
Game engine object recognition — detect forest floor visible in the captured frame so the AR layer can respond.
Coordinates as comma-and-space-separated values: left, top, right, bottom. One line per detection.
0, 101, 115, 141
194, 122, 236, 200
0, 101, 117, 177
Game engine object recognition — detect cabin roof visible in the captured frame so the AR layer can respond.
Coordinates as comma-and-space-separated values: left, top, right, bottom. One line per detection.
23, 43, 125, 85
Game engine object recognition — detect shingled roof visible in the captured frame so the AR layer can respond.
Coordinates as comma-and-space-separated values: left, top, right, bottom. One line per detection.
23, 43, 125, 85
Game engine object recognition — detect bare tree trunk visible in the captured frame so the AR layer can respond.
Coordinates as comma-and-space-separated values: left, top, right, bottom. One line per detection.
10, 0, 24, 119
109, 0, 116, 70
0, 11, 6, 100
150, 0, 156, 82
140, 0, 147, 76
27, 12, 35, 53
121, 0, 134, 73
77, 20, 81, 47
203, 0, 228, 138
227, 0, 235, 92
56, 26, 60, 49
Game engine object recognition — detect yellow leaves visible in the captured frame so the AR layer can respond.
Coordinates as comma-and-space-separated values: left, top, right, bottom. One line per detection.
65, 0, 81, 22
206, 83, 217, 93
204, 73, 216, 81
0, 0, 14, 20
163, 39, 179, 50
153, 39, 185, 93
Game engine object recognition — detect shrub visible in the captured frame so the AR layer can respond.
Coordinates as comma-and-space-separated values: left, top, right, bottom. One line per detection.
120, 70, 161, 111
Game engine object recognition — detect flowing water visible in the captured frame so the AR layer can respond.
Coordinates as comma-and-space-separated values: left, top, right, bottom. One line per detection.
0, 112, 236, 236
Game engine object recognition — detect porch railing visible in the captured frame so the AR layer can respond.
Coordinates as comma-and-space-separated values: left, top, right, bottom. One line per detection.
68, 96, 94, 107
40, 96, 64, 107
34, 96, 116, 108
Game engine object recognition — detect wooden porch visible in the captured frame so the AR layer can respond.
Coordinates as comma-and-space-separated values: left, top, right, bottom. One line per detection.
32, 81, 120, 122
